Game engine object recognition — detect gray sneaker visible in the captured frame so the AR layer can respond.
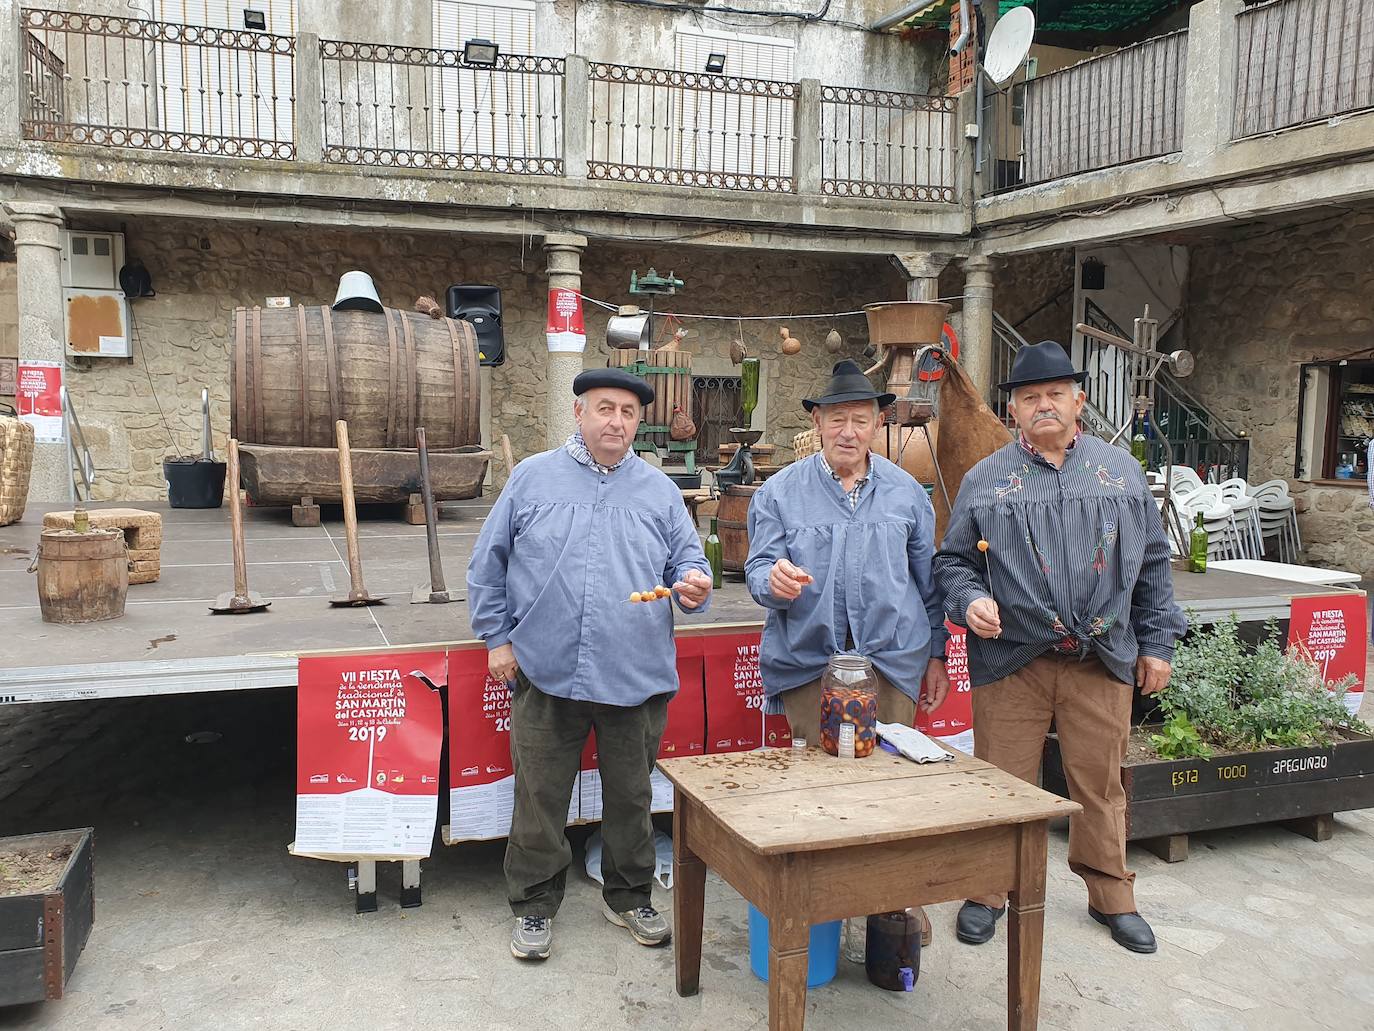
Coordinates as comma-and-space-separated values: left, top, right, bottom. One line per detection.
511, 915, 553, 960
603, 901, 672, 947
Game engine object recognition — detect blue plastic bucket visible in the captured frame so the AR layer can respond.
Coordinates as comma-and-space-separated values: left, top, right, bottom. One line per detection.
747, 904, 841, 988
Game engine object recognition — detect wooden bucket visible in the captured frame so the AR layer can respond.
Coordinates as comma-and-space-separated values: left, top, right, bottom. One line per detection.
607, 349, 693, 448
230, 305, 482, 450
34, 528, 128, 624
718, 484, 758, 573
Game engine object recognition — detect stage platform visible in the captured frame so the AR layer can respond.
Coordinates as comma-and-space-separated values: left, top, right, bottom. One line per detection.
0, 500, 1362, 703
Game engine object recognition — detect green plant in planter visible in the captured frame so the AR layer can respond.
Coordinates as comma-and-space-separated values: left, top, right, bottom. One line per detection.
1150, 614, 1367, 758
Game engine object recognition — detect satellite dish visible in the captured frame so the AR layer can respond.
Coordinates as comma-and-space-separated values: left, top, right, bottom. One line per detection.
984, 7, 1035, 86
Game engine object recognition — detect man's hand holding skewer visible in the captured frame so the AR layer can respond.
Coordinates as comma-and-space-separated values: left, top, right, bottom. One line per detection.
768, 559, 813, 601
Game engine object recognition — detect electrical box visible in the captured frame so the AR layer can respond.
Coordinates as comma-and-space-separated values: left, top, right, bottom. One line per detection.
61, 231, 126, 290
64, 288, 132, 358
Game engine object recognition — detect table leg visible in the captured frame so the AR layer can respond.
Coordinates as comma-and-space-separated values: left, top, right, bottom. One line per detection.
1007, 821, 1048, 1031
673, 802, 706, 998
768, 917, 810, 1031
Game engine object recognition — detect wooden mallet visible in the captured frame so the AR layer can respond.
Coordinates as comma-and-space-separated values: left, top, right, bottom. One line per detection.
410, 426, 461, 605
330, 419, 384, 607
210, 438, 270, 614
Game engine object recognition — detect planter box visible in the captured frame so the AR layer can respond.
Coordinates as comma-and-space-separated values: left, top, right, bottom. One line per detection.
0, 828, 94, 1006
1043, 733, 1374, 861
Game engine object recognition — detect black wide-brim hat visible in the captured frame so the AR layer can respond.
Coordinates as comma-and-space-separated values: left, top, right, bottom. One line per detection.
573, 367, 654, 405
998, 340, 1089, 393
802, 359, 896, 413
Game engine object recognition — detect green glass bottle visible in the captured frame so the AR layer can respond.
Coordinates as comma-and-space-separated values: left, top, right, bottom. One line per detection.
740, 357, 760, 427
1130, 412, 1149, 472
1189, 511, 1208, 573
704, 516, 723, 589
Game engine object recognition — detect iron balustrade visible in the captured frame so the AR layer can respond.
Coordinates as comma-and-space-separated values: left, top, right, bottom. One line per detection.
819, 86, 957, 203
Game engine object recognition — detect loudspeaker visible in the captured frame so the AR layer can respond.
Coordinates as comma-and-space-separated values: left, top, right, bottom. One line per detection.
1080, 258, 1106, 291
446, 284, 504, 366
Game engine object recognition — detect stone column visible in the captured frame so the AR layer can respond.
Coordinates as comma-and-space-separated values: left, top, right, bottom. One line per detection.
562, 54, 590, 181
960, 254, 997, 400
891, 251, 953, 302
295, 32, 324, 164
795, 78, 823, 196
0, 6, 21, 146
1182, 0, 1242, 161
543, 233, 588, 449
4, 202, 68, 503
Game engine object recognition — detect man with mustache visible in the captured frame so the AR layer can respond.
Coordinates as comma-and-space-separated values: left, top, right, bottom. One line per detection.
468, 368, 714, 961
933, 341, 1185, 955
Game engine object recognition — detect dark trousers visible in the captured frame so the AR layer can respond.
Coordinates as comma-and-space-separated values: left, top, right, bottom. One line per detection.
505, 673, 669, 918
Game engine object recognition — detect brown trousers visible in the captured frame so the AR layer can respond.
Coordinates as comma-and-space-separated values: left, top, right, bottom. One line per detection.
971, 655, 1137, 915
780, 670, 917, 750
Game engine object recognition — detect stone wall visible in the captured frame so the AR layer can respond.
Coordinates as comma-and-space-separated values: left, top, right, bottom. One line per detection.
17, 216, 904, 501
1187, 210, 1374, 574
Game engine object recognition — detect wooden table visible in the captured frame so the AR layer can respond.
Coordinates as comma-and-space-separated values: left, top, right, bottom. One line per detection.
658, 746, 1080, 1031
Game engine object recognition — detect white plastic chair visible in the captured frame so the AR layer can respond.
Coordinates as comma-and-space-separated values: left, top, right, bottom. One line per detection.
1178, 486, 1244, 560
1248, 479, 1301, 561
1167, 466, 1205, 496
1219, 478, 1264, 559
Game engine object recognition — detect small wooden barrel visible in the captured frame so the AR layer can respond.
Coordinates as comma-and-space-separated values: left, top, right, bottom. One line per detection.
718, 484, 759, 574
35, 528, 128, 624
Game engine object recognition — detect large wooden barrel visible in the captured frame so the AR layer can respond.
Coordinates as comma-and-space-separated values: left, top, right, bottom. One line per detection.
230, 305, 482, 450
718, 484, 758, 574
35, 528, 128, 624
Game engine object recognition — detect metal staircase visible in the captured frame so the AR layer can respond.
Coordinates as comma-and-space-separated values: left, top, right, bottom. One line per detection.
990, 305, 1249, 480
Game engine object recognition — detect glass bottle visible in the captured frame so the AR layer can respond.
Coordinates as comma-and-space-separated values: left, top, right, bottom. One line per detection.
1130, 412, 1149, 472
72, 505, 89, 534
740, 357, 760, 428
1189, 511, 1208, 573
704, 516, 723, 589
819, 654, 878, 758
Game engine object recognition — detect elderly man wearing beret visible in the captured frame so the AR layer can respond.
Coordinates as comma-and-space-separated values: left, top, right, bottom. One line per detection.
467, 368, 714, 962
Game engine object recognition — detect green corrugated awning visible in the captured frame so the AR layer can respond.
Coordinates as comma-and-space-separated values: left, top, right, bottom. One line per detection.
997, 0, 1182, 32
888, 0, 1184, 32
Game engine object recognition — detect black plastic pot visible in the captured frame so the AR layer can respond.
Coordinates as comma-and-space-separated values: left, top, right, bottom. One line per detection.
163, 457, 227, 509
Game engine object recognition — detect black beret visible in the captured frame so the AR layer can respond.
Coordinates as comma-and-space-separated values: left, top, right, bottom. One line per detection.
572, 368, 654, 406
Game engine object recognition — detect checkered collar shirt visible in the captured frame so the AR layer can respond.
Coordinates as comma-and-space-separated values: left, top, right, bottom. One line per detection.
1017, 427, 1083, 466
564, 431, 633, 476
818, 451, 872, 510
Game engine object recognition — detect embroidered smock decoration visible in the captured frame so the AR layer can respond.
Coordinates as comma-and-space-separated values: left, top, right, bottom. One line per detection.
934, 433, 1186, 688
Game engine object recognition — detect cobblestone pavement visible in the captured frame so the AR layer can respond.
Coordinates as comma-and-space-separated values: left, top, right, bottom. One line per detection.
0, 653, 1372, 1031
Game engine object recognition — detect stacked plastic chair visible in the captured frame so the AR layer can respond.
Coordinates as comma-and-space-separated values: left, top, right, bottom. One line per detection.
1247, 479, 1302, 562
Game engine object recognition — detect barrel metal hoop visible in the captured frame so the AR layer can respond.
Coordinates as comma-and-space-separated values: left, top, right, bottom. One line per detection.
296, 304, 309, 447
321, 306, 342, 428
233, 307, 248, 441
384, 309, 400, 448
445, 317, 463, 447
401, 313, 419, 444
250, 307, 265, 444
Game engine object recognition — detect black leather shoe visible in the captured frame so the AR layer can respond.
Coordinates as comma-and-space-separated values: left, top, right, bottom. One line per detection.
955, 901, 1006, 945
1089, 906, 1158, 954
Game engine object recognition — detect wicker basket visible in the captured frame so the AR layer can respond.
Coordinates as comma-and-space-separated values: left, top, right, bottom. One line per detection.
792, 428, 821, 460
0, 415, 35, 526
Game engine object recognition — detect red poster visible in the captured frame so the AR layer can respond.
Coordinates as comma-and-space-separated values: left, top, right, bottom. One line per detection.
294, 650, 446, 858
1288, 595, 1368, 717
580, 650, 707, 819
546, 287, 586, 353
702, 631, 790, 752
915, 622, 975, 754
16, 360, 63, 443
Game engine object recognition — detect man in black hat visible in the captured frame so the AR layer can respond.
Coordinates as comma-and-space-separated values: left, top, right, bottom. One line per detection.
933, 341, 1186, 955
744, 358, 950, 747
467, 367, 714, 962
